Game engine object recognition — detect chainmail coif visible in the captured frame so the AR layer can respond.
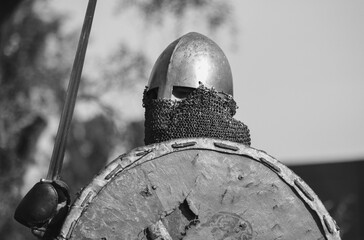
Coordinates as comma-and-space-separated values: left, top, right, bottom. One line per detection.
143, 85, 251, 146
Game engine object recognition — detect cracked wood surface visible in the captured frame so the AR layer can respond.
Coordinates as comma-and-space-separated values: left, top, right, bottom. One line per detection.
59, 138, 340, 240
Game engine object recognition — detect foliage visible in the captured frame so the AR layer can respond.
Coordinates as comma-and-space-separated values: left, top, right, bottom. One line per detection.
0, 1, 64, 239
0, 0, 233, 239
120, 0, 232, 30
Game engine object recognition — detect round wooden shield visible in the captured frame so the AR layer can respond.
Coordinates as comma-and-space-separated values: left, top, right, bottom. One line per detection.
58, 138, 340, 240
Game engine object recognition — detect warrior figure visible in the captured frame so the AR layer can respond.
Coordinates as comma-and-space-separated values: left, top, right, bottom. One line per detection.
143, 32, 250, 146
15, 32, 341, 240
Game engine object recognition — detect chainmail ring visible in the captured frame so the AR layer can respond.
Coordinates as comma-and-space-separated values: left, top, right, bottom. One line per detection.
143, 85, 251, 146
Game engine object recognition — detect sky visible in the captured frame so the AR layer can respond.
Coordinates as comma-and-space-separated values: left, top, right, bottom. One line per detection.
48, 0, 364, 165
231, 1, 364, 163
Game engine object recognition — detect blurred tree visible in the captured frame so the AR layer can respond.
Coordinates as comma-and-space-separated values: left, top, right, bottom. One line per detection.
119, 0, 233, 32
0, 0, 234, 239
0, 0, 23, 26
0, 1, 65, 239
62, 116, 116, 197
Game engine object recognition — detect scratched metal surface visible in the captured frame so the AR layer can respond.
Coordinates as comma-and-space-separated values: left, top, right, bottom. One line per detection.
58, 138, 340, 240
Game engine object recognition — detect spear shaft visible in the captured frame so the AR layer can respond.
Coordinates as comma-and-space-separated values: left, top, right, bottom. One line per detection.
46, 0, 97, 180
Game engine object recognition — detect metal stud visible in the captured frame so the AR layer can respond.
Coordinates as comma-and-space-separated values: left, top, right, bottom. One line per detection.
214, 142, 239, 151
171, 141, 197, 148
294, 179, 314, 201
259, 157, 281, 173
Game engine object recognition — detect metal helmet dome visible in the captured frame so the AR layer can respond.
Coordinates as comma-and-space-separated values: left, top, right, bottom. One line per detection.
147, 32, 233, 99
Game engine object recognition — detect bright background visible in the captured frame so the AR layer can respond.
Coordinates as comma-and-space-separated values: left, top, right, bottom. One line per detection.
54, 0, 364, 164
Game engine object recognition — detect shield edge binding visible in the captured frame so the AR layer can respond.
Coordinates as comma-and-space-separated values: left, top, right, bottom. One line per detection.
57, 138, 340, 240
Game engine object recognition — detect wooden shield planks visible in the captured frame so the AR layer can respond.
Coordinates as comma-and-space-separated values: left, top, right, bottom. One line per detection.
58, 138, 341, 240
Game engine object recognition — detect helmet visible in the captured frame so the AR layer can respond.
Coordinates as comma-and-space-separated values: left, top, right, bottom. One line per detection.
147, 32, 233, 100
